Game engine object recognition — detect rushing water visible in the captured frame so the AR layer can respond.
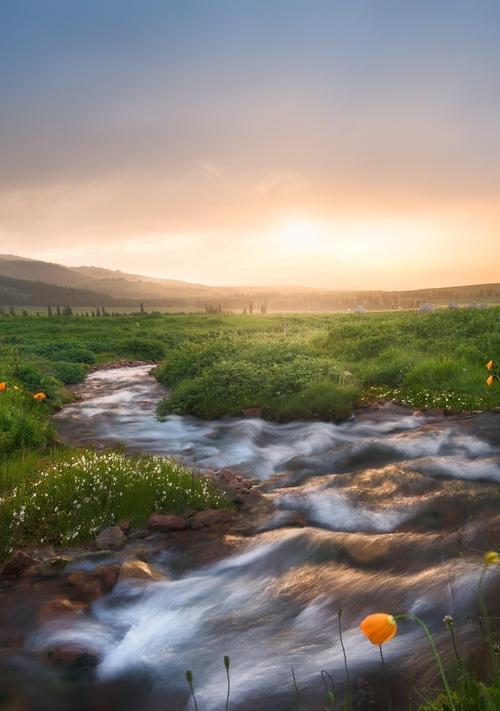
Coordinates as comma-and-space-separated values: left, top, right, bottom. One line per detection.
17, 367, 500, 709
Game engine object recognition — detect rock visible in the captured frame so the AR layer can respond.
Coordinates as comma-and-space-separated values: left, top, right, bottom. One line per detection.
65, 569, 105, 601
190, 509, 232, 529
118, 560, 166, 583
216, 469, 238, 484
65, 570, 87, 588
242, 407, 263, 418
1, 551, 40, 577
412, 410, 424, 417
37, 598, 89, 624
148, 514, 187, 531
80, 578, 104, 601
117, 519, 131, 534
89, 564, 121, 591
47, 643, 100, 665
95, 526, 126, 550
127, 529, 150, 541
38, 555, 73, 576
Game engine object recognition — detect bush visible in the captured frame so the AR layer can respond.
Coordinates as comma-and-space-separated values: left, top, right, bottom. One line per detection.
272, 380, 359, 421
0, 450, 227, 556
118, 337, 166, 361
11, 363, 59, 399
49, 361, 87, 384
31, 343, 97, 364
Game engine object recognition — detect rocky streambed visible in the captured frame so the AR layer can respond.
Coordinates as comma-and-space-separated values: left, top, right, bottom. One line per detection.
0, 365, 499, 710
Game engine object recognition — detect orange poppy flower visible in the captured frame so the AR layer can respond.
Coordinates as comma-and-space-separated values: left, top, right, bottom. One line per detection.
486, 375, 494, 386
33, 392, 47, 400
0, 382, 6, 392
360, 613, 397, 645
486, 360, 494, 371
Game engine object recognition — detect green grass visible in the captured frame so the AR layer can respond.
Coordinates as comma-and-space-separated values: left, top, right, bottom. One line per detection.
0, 449, 226, 556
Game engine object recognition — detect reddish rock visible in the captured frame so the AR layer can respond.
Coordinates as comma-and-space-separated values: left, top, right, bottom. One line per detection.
66, 570, 87, 588
118, 560, 167, 583
217, 469, 238, 484
117, 519, 131, 534
48, 644, 100, 665
90, 564, 121, 591
80, 577, 104, 601
95, 526, 126, 550
242, 407, 263, 418
37, 598, 89, 624
190, 509, 232, 529
1, 551, 40, 577
148, 514, 187, 531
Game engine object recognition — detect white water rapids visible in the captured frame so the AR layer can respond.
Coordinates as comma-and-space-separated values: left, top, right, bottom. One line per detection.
34, 366, 498, 709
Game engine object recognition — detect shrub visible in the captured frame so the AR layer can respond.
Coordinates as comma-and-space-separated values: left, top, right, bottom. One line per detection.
31, 343, 97, 364
11, 363, 59, 398
118, 338, 166, 361
49, 361, 87, 384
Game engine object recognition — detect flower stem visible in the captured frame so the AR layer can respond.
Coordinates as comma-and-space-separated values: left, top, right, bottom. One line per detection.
337, 609, 352, 709
395, 614, 456, 711
379, 644, 392, 711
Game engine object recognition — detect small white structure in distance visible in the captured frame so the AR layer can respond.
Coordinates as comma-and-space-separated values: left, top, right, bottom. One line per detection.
354, 304, 366, 313
419, 303, 434, 312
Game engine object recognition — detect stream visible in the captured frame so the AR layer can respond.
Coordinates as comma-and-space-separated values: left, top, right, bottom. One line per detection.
4, 365, 500, 710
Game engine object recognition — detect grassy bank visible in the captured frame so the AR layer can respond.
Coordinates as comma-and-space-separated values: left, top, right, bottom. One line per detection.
0, 450, 224, 557
155, 307, 500, 419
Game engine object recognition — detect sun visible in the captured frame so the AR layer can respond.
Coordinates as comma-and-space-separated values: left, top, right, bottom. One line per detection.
274, 219, 326, 253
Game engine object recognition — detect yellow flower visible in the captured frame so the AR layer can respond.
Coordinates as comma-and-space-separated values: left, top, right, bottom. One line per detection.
486, 375, 494, 386
486, 360, 494, 371
0, 382, 6, 392
360, 613, 397, 645
484, 551, 500, 565
33, 392, 47, 401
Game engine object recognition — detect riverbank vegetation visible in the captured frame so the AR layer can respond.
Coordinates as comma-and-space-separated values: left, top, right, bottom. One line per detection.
0, 450, 224, 557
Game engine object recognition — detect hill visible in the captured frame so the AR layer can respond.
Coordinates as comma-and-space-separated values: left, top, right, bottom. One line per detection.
0, 254, 499, 310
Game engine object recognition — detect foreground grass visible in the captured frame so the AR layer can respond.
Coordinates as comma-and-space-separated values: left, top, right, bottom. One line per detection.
0, 449, 225, 557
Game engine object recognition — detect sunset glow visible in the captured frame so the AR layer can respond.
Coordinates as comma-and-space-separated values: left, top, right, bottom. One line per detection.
1, 1, 499, 288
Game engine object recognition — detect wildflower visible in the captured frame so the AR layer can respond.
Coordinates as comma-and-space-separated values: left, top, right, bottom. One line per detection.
483, 551, 500, 565
359, 613, 397, 645
486, 375, 494, 386
486, 360, 494, 371
442, 615, 454, 626
33, 392, 47, 400
0, 382, 6, 392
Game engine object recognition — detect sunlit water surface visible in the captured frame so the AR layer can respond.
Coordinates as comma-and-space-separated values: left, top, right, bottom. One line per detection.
23, 367, 500, 709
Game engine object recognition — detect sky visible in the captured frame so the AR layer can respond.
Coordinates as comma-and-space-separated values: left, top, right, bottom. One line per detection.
1, 0, 499, 289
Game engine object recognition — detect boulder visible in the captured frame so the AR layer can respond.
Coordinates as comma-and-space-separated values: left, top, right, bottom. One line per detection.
242, 407, 263, 418
47, 643, 100, 666
95, 526, 126, 550
216, 469, 238, 484
190, 509, 232, 529
1, 551, 40, 577
38, 555, 73, 576
65, 570, 87, 588
37, 597, 89, 624
89, 564, 121, 591
117, 519, 131, 534
148, 514, 187, 531
118, 560, 166, 583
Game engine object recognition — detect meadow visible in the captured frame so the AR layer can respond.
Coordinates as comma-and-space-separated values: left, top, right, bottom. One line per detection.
0, 308, 499, 709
